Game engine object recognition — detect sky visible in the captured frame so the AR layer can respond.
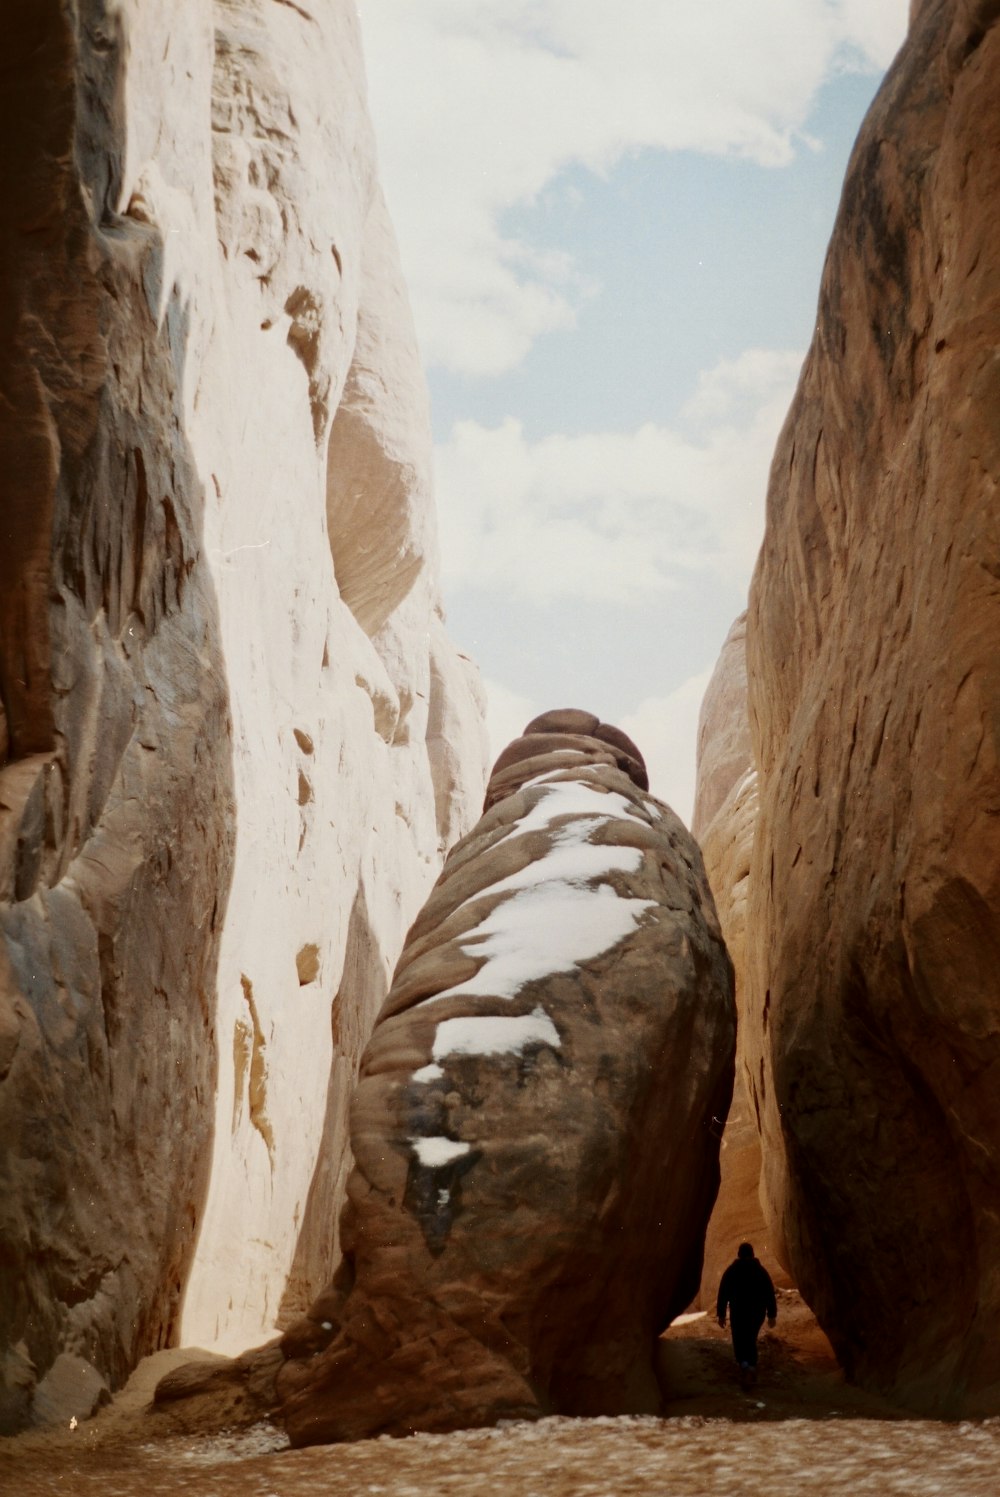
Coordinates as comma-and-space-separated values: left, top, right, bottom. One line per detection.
354, 0, 911, 824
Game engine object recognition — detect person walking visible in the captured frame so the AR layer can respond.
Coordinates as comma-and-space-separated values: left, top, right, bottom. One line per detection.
717, 1242, 777, 1387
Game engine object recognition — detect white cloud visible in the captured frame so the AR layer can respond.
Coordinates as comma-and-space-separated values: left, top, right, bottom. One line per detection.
483, 677, 538, 766
434, 347, 802, 605
680, 348, 804, 427
357, 0, 909, 372
621, 667, 716, 828
831, 0, 911, 69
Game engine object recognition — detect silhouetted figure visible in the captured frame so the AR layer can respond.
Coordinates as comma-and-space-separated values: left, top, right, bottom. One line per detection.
716, 1242, 777, 1385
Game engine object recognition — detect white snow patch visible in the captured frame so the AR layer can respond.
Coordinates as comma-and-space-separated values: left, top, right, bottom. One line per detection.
410, 1135, 471, 1168
489, 820, 643, 897
423, 880, 654, 1007
412, 1063, 445, 1083
511, 780, 645, 840
418, 780, 655, 1011
522, 756, 588, 783
432, 1006, 561, 1060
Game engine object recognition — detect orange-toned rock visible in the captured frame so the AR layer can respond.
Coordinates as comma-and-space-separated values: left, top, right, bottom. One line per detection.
697, 808, 783, 1298
692, 619, 787, 1306
747, 0, 1000, 1413
691, 615, 752, 845
278, 719, 735, 1444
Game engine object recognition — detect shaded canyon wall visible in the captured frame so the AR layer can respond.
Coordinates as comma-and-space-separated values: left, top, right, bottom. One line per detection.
746, 0, 1000, 1412
691, 616, 787, 1303
0, 0, 486, 1430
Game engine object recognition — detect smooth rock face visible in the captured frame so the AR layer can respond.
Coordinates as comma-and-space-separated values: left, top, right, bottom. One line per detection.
746, 0, 1000, 1411
278, 717, 735, 1445
691, 614, 752, 844
696, 767, 791, 1303
691, 622, 785, 1302
0, 0, 485, 1429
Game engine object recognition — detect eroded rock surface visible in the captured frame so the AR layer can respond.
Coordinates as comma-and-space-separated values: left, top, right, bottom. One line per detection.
0, 4, 235, 1433
1, 1, 485, 1430
277, 714, 735, 1445
747, 0, 1000, 1412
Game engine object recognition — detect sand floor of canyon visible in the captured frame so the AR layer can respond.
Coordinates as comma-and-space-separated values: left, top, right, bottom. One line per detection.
5, 1291, 998, 1496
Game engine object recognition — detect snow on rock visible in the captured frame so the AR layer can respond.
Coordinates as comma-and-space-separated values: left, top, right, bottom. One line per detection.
421, 865, 654, 1008
0, 0, 485, 1429
276, 711, 735, 1446
409, 1137, 472, 1168
432, 1009, 562, 1061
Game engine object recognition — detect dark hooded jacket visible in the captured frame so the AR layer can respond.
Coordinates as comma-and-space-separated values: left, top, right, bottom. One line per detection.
717, 1253, 777, 1326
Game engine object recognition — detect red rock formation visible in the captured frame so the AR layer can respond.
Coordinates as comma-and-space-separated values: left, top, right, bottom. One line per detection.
277, 715, 735, 1445
746, 0, 1000, 1413
691, 621, 787, 1304
697, 772, 773, 1299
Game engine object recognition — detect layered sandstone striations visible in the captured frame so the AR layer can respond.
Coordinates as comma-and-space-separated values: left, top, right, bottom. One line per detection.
747, 0, 1000, 1411
277, 712, 735, 1445
691, 617, 783, 1302
0, 1, 485, 1432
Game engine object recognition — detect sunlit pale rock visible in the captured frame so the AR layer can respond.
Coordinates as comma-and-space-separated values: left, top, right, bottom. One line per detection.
278, 716, 734, 1445
0, 0, 485, 1430
747, 0, 1000, 1413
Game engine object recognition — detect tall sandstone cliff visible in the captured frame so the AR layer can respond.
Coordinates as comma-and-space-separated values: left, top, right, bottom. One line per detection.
0, 1, 486, 1431
747, 0, 1000, 1412
691, 616, 785, 1304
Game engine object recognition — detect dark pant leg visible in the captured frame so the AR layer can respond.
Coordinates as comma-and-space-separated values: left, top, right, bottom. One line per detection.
730, 1314, 764, 1366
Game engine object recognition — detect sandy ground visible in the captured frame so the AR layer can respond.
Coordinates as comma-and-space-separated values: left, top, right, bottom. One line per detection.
4, 1291, 998, 1496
